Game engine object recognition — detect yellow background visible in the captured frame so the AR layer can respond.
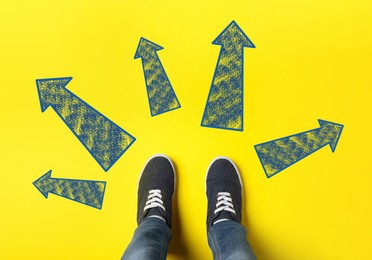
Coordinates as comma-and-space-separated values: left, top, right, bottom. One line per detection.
1, 0, 371, 259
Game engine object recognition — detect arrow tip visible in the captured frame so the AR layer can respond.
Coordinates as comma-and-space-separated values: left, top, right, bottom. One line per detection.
36, 77, 72, 112
318, 119, 344, 152
212, 20, 255, 48
134, 37, 164, 60
33, 170, 53, 198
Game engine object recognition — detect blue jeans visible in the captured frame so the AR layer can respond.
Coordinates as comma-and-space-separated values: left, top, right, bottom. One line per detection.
122, 217, 256, 260
208, 220, 256, 260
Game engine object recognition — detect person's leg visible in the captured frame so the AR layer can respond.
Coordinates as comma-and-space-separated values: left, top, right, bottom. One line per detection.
122, 155, 176, 260
208, 221, 256, 260
122, 217, 171, 260
206, 157, 257, 260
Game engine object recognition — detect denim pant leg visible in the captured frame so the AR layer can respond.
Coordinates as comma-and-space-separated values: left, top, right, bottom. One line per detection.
208, 221, 256, 260
122, 217, 172, 260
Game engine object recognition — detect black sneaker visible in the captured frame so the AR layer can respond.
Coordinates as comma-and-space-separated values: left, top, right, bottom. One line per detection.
206, 157, 243, 231
137, 155, 175, 228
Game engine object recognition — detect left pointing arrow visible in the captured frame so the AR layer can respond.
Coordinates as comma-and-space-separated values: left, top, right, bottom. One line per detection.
36, 77, 136, 172
33, 170, 106, 209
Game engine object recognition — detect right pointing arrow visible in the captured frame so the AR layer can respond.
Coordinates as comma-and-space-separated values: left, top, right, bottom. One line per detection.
254, 120, 344, 178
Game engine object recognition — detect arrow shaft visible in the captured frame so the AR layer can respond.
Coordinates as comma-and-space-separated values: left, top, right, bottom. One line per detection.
48, 86, 134, 171
255, 128, 328, 177
213, 47, 244, 89
140, 56, 180, 115
49, 178, 106, 209
202, 47, 244, 129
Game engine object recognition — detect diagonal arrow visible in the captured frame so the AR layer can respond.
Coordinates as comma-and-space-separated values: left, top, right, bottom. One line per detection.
201, 20, 255, 131
36, 77, 136, 172
33, 170, 106, 209
254, 119, 344, 178
134, 37, 181, 116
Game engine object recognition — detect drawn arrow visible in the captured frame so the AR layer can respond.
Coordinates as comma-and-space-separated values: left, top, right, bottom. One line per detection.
201, 20, 255, 131
254, 119, 344, 178
135, 37, 181, 116
33, 170, 106, 209
36, 77, 136, 172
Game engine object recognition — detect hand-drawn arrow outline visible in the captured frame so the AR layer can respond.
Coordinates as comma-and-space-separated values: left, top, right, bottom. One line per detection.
201, 20, 255, 131
254, 119, 344, 178
36, 77, 136, 172
33, 170, 106, 209
135, 37, 181, 116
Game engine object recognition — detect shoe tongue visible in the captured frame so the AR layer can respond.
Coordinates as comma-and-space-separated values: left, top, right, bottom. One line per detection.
212, 190, 238, 224
213, 210, 235, 224
146, 208, 169, 226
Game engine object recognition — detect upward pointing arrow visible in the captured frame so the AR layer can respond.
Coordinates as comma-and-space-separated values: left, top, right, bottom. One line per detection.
135, 37, 181, 116
254, 119, 344, 178
33, 170, 106, 209
201, 20, 255, 131
36, 77, 136, 172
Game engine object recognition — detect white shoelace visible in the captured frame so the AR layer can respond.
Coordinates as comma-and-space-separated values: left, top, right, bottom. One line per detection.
143, 189, 165, 212
214, 192, 236, 215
